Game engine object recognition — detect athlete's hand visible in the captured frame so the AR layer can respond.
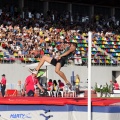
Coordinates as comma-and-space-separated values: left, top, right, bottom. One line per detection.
56, 56, 61, 61
41, 88, 44, 92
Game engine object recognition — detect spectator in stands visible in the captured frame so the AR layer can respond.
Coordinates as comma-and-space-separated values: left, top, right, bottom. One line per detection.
22, 71, 44, 97
1, 4, 120, 67
0, 74, 6, 97
29, 42, 77, 89
110, 80, 119, 90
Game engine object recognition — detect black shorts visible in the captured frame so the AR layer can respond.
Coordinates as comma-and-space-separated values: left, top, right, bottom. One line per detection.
50, 57, 66, 67
27, 90, 34, 97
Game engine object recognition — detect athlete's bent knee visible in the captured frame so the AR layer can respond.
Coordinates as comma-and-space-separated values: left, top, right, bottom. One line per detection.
55, 69, 59, 74
42, 55, 47, 60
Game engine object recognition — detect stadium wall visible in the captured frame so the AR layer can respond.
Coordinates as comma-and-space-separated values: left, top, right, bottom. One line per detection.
0, 64, 120, 89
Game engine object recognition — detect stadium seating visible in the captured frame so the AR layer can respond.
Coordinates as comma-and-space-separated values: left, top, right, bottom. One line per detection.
0, 32, 119, 66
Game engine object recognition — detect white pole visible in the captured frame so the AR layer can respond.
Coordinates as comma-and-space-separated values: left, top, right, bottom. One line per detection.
88, 31, 92, 120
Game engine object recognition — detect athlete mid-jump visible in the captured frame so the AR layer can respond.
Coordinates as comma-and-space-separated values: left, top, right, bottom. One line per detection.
29, 42, 77, 89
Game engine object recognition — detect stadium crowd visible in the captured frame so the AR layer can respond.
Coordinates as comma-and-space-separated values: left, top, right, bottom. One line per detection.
0, 4, 120, 65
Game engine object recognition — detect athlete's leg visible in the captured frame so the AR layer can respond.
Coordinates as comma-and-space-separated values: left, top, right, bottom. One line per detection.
29, 55, 52, 73
55, 63, 69, 84
35, 55, 52, 71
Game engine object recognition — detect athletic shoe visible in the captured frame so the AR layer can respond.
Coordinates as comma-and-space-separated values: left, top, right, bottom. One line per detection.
29, 68, 38, 75
66, 82, 72, 90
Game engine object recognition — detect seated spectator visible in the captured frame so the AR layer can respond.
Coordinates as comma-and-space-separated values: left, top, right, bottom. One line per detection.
52, 80, 58, 91
52, 80, 58, 97
47, 79, 53, 91
47, 79, 53, 87
58, 79, 64, 90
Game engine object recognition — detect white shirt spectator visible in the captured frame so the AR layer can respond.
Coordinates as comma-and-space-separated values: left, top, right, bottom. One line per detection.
16, 46, 20, 51
28, 12, 32, 18
18, 50, 22, 56
116, 21, 119, 26
36, 13, 41, 19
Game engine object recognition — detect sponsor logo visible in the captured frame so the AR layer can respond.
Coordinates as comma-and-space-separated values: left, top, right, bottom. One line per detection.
43, 109, 51, 114
10, 113, 31, 119
40, 109, 53, 120
40, 114, 53, 120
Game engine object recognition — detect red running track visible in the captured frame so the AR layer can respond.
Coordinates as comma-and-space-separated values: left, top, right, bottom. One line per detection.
0, 97, 120, 106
